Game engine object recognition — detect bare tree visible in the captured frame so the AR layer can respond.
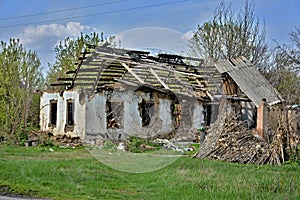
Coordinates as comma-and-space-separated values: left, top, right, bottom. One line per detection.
189, 0, 270, 71
268, 27, 300, 104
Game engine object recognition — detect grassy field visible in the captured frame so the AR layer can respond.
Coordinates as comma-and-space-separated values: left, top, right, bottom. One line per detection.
0, 145, 299, 200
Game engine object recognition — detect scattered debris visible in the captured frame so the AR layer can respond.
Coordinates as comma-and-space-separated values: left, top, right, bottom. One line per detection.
139, 144, 157, 151
90, 137, 197, 154
24, 131, 83, 148
116, 142, 125, 151
184, 146, 195, 152
25, 131, 42, 147
50, 134, 83, 148
154, 139, 184, 153
23, 131, 193, 155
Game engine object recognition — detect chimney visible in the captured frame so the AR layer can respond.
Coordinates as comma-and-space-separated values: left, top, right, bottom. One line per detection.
256, 98, 268, 137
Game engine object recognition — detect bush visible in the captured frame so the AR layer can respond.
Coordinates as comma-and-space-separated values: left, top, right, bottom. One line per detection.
286, 145, 300, 165
102, 140, 117, 152
18, 132, 28, 146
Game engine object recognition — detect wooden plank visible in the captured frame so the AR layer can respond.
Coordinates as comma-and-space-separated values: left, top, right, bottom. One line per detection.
76, 73, 98, 77
75, 77, 96, 81
78, 68, 100, 72
99, 77, 114, 81
150, 70, 169, 76
114, 79, 140, 87
101, 72, 124, 76
57, 77, 73, 81
73, 82, 93, 86
121, 63, 145, 84
172, 72, 196, 96
149, 68, 170, 89
101, 69, 125, 73
66, 70, 76, 74
50, 83, 71, 86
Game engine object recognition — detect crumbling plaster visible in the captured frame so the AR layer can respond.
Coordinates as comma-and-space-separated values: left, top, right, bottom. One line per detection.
40, 91, 85, 138
40, 90, 206, 141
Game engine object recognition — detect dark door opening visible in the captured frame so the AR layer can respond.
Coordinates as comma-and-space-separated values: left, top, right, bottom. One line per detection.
49, 100, 57, 126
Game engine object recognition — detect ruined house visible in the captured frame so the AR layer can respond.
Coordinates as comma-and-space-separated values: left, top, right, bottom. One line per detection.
40, 45, 283, 141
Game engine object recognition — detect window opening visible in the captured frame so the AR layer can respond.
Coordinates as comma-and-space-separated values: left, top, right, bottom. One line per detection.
106, 101, 124, 129
138, 99, 154, 127
66, 100, 74, 126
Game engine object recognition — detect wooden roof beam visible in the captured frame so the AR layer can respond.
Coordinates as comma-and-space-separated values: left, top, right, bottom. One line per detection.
50, 83, 71, 86
121, 63, 145, 84
150, 68, 170, 89
57, 77, 73, 81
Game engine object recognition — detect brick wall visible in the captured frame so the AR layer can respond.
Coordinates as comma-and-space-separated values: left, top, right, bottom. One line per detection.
256, 98, 268, 137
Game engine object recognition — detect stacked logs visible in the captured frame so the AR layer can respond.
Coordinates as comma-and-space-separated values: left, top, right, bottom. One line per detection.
194, 112, 285, 165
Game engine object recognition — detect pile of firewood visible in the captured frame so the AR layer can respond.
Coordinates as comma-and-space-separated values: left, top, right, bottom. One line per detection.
194, 112, 285, 165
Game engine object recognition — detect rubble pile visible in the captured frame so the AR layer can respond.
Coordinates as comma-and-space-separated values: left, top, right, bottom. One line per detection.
25, 131, 83, 148
50, 134, 83, 148
194, 113, 285, 165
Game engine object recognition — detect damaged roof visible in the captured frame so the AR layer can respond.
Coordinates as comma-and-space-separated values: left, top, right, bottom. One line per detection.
51, 45, 283, 106
53, 45, 222, 100
214, 57, 283, 107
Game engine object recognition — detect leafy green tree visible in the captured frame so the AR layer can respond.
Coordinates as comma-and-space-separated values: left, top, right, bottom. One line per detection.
0, 39, 43, 140
46, 32, 103, 86
189, 0, 269, 71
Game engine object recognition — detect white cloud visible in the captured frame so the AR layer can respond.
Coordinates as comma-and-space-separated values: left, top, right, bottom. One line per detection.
15, 22, 101, 69
18, 22, 98, 50
181, 30, 194, 41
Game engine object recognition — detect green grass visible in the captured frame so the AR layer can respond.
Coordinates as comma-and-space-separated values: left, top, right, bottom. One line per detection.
0, 145, 299, 200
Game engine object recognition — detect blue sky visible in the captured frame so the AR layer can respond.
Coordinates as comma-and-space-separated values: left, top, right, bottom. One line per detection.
0, 0, 299, 72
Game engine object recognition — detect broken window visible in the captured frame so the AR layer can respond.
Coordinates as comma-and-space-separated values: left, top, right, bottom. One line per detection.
49, 100, 57, 126
106, 101, 124, 129
138, 99, 154, 127
66, 99, 74, 126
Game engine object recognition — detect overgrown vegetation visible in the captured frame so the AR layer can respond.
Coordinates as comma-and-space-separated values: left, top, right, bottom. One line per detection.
189, 0, 299, 161
268, 27, 300, 104
0, 39, 43, 144
46, 32, 105, 86
189, 0, 300, 104
0, 145, 299, 200
0, 0, 298, 165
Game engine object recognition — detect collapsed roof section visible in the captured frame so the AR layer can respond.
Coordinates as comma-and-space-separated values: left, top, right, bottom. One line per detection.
51, 45, 223, 100
214, 57, 284, 107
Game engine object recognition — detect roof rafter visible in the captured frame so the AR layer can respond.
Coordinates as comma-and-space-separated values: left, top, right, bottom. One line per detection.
150, 67, 170, 89
121, 63, 145, 84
